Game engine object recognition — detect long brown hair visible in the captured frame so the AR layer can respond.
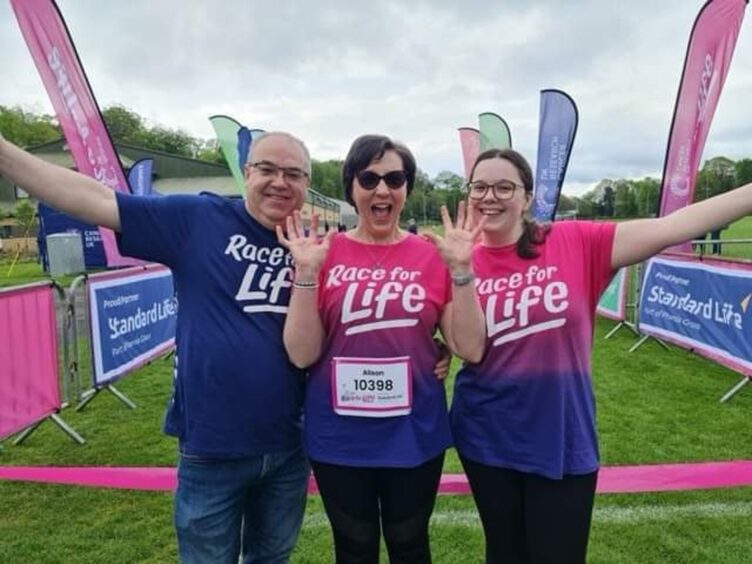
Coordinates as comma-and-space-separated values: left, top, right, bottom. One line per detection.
468, 149, 550, 258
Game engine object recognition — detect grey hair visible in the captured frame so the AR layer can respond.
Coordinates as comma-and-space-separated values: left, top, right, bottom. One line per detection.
247, 131, 311, 174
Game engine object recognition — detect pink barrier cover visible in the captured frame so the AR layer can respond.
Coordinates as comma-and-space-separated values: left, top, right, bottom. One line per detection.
2, 461, 752, 495
659, 0, 746, 250
11, 0, 139, 267
0, 284, 61, 440
458, 127, 480, 180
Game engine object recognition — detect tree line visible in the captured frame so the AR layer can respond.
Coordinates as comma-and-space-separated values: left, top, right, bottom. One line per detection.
572, 156, 752, 219
3, 105, 752, 222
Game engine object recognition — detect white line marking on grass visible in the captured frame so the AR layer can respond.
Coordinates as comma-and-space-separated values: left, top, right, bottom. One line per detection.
594, 501, 752, 524
301, 502, 752, 530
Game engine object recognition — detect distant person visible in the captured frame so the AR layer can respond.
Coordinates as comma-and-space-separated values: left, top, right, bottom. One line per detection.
710, 224, 727, 254
451, 148, 752, 563
696, 224, 727, 255
407, 217, 418, 234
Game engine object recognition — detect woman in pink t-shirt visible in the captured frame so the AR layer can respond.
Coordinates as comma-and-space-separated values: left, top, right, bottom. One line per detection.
451, 148, 752, 563
278, 134, 486, 563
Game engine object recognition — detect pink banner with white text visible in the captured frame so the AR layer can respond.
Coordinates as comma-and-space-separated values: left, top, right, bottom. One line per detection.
0, 284, 61, 441
658, 0, 746, 240
458, 127, 480, 180
11, 0, 138, 267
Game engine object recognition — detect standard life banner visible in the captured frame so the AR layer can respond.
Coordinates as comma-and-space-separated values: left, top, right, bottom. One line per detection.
638, 255, 752, 374
597, 267, 627, 322
88, 267, 177, 385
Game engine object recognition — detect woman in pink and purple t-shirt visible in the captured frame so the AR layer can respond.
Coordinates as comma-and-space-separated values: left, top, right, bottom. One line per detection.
278, 134, 486, 563
451, 148, 752, 563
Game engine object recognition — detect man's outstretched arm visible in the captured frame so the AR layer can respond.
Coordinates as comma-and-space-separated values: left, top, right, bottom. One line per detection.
0, 134, 120, 231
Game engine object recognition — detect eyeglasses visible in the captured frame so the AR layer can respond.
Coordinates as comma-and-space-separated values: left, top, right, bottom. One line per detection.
249, 161, 309, 183
356, 170, 407, 190
466, 179, 524, 200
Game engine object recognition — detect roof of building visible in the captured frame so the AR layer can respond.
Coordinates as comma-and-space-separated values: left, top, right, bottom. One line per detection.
33, 151, 135, 169
154, 176, 239, 196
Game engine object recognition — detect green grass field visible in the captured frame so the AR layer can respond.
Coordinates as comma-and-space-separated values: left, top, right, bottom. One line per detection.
1, 240, 752, 562
719, 215, 752, 260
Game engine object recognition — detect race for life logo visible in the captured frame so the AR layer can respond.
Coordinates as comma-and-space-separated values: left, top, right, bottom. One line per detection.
477, 264, 569, 346
224, 234, 294, 314
325, 265, 426, 335
668, 54, 715, 201
696, 53, 715, 128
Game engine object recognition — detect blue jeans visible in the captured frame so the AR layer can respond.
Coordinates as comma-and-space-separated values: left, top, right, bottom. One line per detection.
174, 445, 309, 564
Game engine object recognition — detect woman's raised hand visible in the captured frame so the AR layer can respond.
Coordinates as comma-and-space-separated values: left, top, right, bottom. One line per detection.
423, 201, 485, 273
276, 211, 335, 275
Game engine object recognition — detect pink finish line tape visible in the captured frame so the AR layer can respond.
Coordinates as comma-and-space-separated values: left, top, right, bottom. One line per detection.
2, 461, 752, 494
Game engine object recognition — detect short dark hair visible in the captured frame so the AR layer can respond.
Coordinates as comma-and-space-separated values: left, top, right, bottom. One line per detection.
341, 134, 416, 210
469, 148, 548, 258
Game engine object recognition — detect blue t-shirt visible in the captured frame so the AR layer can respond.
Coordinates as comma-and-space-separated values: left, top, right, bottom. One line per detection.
116, 192, 304, 458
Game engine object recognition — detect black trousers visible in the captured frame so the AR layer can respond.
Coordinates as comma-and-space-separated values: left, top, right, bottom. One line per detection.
461, 456, 598, 564
310, 453, 445, 564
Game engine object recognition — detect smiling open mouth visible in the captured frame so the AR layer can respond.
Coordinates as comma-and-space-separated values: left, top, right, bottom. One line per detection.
265, 191, 290, 201
371, 204, 392, 218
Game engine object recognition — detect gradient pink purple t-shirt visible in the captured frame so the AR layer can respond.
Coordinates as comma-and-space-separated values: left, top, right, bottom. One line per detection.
305, 232, 452, 467
451, 220, 616, 479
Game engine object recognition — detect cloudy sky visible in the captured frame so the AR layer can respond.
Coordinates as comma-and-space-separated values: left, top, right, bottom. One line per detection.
2, 0, 751, 195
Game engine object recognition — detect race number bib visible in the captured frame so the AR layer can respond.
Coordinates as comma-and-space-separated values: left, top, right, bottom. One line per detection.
331, 356, 412, 417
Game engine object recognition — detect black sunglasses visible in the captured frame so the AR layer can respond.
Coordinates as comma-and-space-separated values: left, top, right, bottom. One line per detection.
356, 170, 407, 190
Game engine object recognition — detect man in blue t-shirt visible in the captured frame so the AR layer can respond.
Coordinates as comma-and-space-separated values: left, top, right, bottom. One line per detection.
0, 131, 312, 563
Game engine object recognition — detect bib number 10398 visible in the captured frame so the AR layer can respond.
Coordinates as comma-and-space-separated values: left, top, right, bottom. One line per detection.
331, 356, 412, 418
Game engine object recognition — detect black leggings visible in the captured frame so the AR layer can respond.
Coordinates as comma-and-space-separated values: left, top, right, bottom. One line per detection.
461, 456, 597, 564
310, 453, 445, 564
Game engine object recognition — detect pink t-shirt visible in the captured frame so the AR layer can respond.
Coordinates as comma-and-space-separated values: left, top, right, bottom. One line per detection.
451, 220, 616, 479
305, 232, 452, 467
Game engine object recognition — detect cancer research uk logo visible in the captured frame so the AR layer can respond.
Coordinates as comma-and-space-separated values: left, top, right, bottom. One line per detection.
534, 185, 555, 218
669, 173, 690, 199
477, 264, 569, 346
224, 234, 294, 314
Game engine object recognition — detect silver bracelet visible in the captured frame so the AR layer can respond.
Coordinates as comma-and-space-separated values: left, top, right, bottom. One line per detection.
293, 280, 319, 289
451, 272, 475, 286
